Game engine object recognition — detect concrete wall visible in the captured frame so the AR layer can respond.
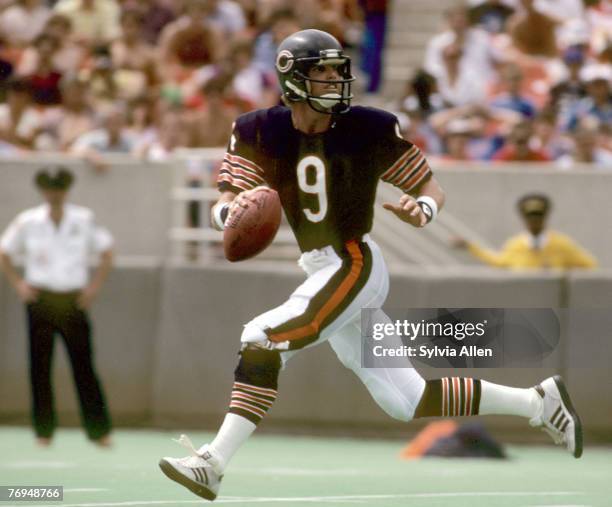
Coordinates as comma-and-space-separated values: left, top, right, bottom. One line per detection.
0, 159, 173, 258
435, 166, 612, 267
1, 160, 611, 265
2, 264, 611, 441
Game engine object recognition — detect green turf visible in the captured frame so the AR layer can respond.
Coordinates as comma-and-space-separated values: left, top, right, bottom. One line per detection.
0, 427, 610, 507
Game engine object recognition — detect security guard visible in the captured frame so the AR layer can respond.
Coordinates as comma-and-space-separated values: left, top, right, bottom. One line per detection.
454, 193, 598, 269
0, 167, 113, 446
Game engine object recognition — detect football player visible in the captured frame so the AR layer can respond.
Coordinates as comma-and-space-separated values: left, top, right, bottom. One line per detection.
159, 30, 582, 501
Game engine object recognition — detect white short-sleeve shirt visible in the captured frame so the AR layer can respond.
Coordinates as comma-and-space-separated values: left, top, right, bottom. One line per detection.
0, 203, 113, 292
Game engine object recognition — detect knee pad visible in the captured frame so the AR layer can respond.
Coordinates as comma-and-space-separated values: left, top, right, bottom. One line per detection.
234, 344, 281, 390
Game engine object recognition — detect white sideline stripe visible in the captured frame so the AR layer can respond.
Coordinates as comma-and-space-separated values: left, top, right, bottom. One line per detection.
0, 491, 581, 507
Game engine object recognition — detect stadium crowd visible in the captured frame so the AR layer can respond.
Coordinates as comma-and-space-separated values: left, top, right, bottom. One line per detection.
398, 0, 612, 167
0, 0, 609, 167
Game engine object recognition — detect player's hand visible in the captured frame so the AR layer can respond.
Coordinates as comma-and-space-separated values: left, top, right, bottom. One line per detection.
383, 195, 428, 228
77, 285, 98, 309
16, 280, 39, 303
232, 187, 272, 210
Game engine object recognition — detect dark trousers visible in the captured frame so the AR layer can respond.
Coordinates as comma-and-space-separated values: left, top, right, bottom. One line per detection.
26, 291, 111, 440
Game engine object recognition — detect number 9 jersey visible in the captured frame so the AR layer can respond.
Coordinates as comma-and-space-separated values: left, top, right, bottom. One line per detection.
218, 105, 433, 253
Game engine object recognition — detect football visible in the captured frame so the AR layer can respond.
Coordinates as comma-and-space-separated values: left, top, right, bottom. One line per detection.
223, 188, 282, 262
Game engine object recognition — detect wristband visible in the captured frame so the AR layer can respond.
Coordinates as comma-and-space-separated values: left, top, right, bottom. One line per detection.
212, 202, 230, 231
416, 196, 438, 223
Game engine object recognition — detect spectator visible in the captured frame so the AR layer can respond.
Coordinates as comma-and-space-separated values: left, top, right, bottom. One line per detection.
549, 46, 587, 116
359, 0, 388, 93
439, 37, 487, 106
205, 0, 247, 36
297, 0, 350, 43
124, 0, 177, 44
71, 104, 136, 171
399, 69, 444, 118
158, 0, 223, 74
17, 34, 63, 106
0, 0, 51, 48
38, 75, 95, 151
468, 0, 515, 34
183, 75, 239, 147
453, 193, 598, 269
424, 4, 503, 105
111, 9, 159, 100
0, 78, 43, 149
439, 117, 482, 161
227, 37, 277, 110
563, 63, 612, 131
0, 166, 114, 447
125, 95, 159, 148
252, 9, 301, 77
492, 119, 551, 161
136, 107, 188, 160
53, 0, 121, 47
531, 108, 570, 160
557, 118, 612, 167
80, 46, 120, 109
489, 63, 537, 118
429, 103, 522, 159
39, 14, 86, 75
507, 0, 558, 58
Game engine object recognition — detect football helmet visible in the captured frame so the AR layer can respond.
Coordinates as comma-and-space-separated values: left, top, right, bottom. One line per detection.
275, 29, 354, 114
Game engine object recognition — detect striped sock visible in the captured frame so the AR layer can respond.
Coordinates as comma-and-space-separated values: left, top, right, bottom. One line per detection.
414, 377, 482, 418
228, 381, 277, 425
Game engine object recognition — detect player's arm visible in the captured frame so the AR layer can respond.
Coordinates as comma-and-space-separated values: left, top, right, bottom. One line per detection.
383, 175, 445, 228
212, 115, 271, 231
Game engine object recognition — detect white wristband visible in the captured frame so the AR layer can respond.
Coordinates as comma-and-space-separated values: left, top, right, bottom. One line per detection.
416, 196, 438, 223
212, 202, 230, 231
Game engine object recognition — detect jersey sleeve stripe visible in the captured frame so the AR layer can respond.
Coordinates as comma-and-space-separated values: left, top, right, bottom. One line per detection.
219, 163, 265, 186
380, 146, 417, 180
217, 173, 254, 192
400, 163, 431, 192
394, 157, 427, 187
225, 153, 265, 176
385, 148, 425, 185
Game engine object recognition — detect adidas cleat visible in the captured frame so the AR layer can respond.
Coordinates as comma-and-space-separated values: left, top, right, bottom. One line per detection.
530, 375, 583, 458
159, 435, 223, 501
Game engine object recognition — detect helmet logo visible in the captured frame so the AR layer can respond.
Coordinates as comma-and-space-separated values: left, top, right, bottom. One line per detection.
276, 50, 294, 73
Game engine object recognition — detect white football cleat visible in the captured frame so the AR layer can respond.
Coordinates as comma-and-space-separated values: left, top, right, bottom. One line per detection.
529, 375, 583, 458
159, 435, 223, 501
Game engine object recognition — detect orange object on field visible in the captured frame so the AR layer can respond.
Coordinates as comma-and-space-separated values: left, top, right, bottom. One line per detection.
400, 420, 458, 459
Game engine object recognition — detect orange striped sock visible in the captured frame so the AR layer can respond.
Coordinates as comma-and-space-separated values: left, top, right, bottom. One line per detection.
414, 378, 482, 418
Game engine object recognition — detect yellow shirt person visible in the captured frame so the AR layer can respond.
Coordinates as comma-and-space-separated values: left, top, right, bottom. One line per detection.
455, 193, 597, 270
467, 231, 597, 270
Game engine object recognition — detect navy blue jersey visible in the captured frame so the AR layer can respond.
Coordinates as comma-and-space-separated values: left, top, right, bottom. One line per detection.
218, 105, 432, 252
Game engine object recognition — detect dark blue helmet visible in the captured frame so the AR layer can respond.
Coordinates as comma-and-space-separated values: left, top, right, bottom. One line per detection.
275, 29, 354, 114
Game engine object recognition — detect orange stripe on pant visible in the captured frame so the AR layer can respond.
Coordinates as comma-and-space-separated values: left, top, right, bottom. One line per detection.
268, 241, 364, 343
